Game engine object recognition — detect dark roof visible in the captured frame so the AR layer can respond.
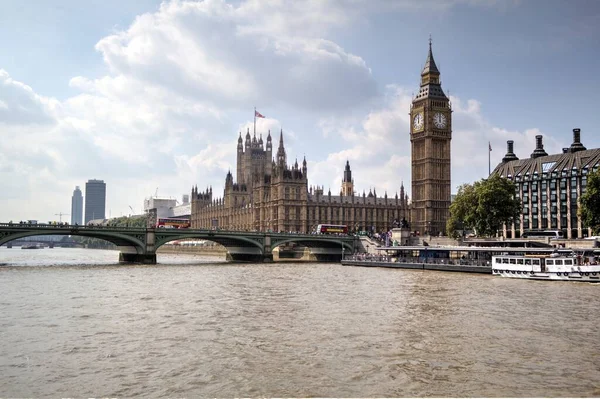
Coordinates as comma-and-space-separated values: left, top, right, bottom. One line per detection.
414, 84, 447, 100
421, 42, 440, 75
493, 147, 600, 178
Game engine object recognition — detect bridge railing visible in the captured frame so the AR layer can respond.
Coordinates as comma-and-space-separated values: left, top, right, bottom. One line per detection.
0, 223, 358, 240
0, 223, 146, 231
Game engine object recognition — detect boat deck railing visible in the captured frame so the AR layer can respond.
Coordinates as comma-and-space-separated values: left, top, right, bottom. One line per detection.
345, 254, 491, 268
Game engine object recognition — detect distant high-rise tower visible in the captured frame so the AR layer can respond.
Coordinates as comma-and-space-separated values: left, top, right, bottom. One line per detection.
84, 179, 106, 223
70, 186, 83, 225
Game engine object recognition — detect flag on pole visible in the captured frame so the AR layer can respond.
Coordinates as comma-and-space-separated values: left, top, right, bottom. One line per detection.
255, 110, 265, 118
489, 142, 492, 152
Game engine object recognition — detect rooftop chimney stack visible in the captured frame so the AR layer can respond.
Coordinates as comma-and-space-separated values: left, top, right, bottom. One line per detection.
569, 128, 586, 153
502, 140, 519, 163
531, 135, 548, 159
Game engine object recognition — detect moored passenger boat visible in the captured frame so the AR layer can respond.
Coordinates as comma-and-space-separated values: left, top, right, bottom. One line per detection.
492, 253, 600, 282
344, 244, 600, 280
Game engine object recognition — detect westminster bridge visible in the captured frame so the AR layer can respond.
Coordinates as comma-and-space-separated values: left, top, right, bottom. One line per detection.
0, 223, 357, 263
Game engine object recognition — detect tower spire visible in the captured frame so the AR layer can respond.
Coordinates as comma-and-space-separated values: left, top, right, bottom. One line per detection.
422, 36, 440, 75
276, 128, 286, 166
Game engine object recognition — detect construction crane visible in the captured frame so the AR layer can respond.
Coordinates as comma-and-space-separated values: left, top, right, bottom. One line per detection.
55, 212, 70, 223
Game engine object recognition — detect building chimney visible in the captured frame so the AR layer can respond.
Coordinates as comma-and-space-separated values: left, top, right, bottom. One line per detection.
530, 135, 548, 159
502, 140, 519, 163
569, 128, 586, 153
562, 148, 569, 154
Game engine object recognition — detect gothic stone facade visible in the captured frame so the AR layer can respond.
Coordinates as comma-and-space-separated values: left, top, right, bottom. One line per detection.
191, 130, 410, 233
410, 41, 452, 236
493, 129, 600, 239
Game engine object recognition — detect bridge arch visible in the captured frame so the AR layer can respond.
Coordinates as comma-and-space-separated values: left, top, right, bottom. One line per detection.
0, 225, 147, 258
270, 237, 353, 252
153, 230, 266, 261
0, 228, 145, 249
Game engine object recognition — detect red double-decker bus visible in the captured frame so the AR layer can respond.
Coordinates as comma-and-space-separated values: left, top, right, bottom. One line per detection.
316, 224, 348, 234
156, 218, 190, 229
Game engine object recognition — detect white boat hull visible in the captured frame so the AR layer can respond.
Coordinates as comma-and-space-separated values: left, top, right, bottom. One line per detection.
493, 269, 600, 282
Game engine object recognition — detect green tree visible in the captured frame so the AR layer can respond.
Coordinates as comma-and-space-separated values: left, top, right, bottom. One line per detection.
580, 168, 600, 234
446, 183, 477, 238
106, 215, 147, 228
447, 174, 521, 237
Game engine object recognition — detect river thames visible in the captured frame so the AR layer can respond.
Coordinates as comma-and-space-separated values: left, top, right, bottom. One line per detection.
1, 247, 599, 397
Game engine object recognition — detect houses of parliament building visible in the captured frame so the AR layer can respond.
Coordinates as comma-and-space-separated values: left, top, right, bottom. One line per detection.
191, 41, 452, 235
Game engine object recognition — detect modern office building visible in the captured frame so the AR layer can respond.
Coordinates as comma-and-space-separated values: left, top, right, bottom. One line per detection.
84, 179, 106, 224
493, 129, 600, 238
70, 186, 83, 225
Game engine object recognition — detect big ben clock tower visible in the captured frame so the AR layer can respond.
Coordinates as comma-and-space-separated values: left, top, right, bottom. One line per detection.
410, 39, 452, 236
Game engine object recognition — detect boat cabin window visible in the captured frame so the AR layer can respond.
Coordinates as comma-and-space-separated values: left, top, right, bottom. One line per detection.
564, 259, 573, 265
495, 258, 502, 264
525, 259, 532, 265
517, 259, 524, 265
509, 259, 516, 264
502, 258, 509, 264
546, 260, 554, 265
532, 259, 540, 265
554, 260, 563, 265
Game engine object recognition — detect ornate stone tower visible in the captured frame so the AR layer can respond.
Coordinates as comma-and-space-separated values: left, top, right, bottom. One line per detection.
341, 160, 354, 196
410, 39, 452, 236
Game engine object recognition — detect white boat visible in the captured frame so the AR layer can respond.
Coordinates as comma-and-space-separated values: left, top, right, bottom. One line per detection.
492, 253, 600, 282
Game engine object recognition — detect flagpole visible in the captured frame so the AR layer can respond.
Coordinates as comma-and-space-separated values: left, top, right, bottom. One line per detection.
253, 107, 256, 136
488, 141, 491, 176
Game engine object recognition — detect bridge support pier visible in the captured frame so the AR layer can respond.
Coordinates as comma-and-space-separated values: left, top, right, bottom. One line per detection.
311, 253, 343, 262
119, 252, 157, 264
226, 252, 273, 262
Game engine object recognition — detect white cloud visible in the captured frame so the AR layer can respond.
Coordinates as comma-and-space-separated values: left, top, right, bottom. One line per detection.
0, 69, 58, 126
94, 0, 377, 112
0, 0, 565, 222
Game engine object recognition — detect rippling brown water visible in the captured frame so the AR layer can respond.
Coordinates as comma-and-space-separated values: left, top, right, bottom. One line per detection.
1, 248, 599, 397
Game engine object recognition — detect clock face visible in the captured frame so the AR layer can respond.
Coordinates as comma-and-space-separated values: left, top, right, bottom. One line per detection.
413, 113, 424, 130
433, 112, 447, 129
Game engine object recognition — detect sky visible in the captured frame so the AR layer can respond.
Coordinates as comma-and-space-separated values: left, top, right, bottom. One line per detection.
1, 0, 599, 222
